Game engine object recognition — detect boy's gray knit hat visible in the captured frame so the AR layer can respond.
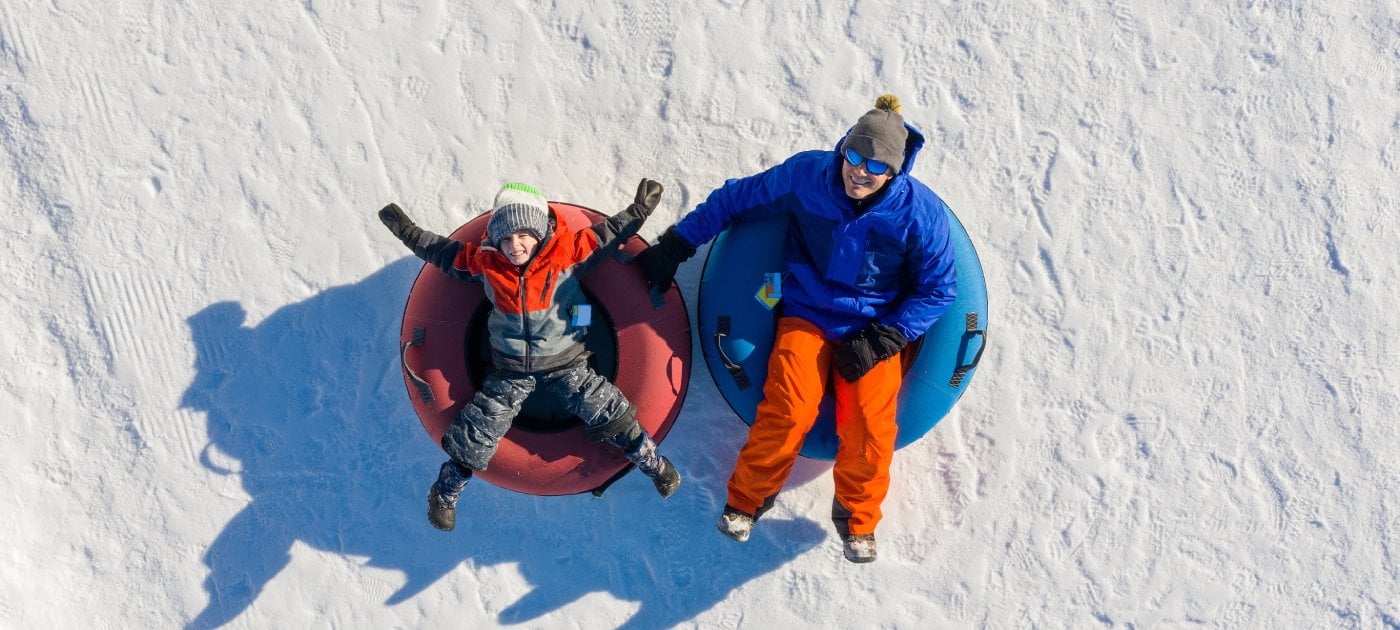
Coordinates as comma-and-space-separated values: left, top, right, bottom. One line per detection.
486, 182, 552, 246
838, 94, 908, 175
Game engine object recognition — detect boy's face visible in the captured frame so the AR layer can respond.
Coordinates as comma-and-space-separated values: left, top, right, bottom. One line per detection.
499, 230, 540, 266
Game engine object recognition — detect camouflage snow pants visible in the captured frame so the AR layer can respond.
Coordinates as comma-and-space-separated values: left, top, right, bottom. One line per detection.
441, 360, 642, 472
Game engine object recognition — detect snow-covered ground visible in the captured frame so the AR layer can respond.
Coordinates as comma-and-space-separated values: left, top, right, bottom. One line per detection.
3, 1, 1397, 627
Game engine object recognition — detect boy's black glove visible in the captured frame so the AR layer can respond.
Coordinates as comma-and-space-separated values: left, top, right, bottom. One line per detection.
593, 179, 665, 249
833, 322, 907, 382
379, 203, 418, 245
634, 227, 697, 291
633, 179, 664, 216
379, 202, 446, 257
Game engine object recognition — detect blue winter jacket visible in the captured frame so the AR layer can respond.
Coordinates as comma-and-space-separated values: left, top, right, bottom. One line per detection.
673, 123, 957, 341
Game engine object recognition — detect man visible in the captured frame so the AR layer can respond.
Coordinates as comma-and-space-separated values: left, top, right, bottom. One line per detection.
636, 95, 957, 563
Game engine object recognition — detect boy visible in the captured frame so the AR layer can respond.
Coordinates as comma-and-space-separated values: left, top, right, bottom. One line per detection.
379, 180, 681, 531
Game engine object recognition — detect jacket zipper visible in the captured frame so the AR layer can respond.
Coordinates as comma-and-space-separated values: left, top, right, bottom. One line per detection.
540, 271, 555, 302
518, 274, 531, 370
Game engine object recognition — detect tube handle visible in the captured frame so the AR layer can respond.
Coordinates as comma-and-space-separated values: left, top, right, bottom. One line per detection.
400, 326, 435, 404
715, 316, 751, 390
949, 313, 987, 388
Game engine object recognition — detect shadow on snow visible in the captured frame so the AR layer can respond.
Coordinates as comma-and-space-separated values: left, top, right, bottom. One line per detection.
181, 258, 824, 629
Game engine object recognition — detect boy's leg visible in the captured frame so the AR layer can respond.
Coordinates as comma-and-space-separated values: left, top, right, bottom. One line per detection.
540, 361, 680, 497
441, 370, 536, 471
429, 370, 534, 531
426, 460, 472, 532
538, 361, 635, 441
724, 317, 831, 521
602, 421, 681, 498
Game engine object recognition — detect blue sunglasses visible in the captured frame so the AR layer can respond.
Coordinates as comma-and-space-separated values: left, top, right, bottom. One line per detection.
843, 148, 890, 175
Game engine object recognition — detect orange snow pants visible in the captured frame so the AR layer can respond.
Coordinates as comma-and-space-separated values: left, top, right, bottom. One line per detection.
725, 317, 902, 536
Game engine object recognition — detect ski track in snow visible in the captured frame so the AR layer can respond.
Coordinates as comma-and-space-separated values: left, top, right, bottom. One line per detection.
2, 0, 1399, 627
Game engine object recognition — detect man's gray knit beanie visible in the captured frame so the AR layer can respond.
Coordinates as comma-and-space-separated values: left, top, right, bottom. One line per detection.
838, 94, 908, 175
486, 182, 552, 246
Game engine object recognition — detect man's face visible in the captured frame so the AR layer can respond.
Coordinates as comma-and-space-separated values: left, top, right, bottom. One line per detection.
841, 157, 893, 201
499, 231, 540, 266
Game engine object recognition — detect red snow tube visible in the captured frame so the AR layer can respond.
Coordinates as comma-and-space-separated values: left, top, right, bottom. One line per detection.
397, 202, 691, 496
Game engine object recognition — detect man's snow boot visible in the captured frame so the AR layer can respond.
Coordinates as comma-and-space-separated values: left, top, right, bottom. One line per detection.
842, 534, 877, 563
717, 505, 755, 542
427, 461, 472, 531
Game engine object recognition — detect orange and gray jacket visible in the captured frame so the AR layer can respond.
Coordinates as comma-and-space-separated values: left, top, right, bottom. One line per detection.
412, 205, 648, 373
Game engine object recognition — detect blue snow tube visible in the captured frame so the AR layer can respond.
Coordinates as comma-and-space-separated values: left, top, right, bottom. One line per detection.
696, 209, 988, 460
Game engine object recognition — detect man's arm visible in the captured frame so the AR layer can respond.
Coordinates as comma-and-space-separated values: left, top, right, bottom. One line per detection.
833, 207, 958, 383
636, 152, 811, 291
879, 215, 958, 341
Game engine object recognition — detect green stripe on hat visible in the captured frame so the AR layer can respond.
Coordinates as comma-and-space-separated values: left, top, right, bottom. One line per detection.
500, 182, 543, 198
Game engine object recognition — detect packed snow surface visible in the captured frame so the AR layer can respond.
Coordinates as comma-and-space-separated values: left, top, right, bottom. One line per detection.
3, 1, 1397, 627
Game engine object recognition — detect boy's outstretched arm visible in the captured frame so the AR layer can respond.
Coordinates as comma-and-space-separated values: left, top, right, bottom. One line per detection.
379, 203, 475, 281
589, 178, 663, 248
573, 179, 663, 278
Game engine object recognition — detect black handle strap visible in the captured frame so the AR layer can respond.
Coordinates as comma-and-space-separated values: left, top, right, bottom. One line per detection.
715, 316, 751, 390
400, 326, 435, 404
949, 312, 987, 388
590, 463, 636, 498
647, 285, 667, 309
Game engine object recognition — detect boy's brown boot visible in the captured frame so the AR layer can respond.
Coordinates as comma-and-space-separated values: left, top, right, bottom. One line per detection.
427, 461, 471, 531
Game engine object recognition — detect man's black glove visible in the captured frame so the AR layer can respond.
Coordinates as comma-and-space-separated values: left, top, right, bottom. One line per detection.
833, 322, 908, 382
633, 178, 664, 216
633, 227, 696, 292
